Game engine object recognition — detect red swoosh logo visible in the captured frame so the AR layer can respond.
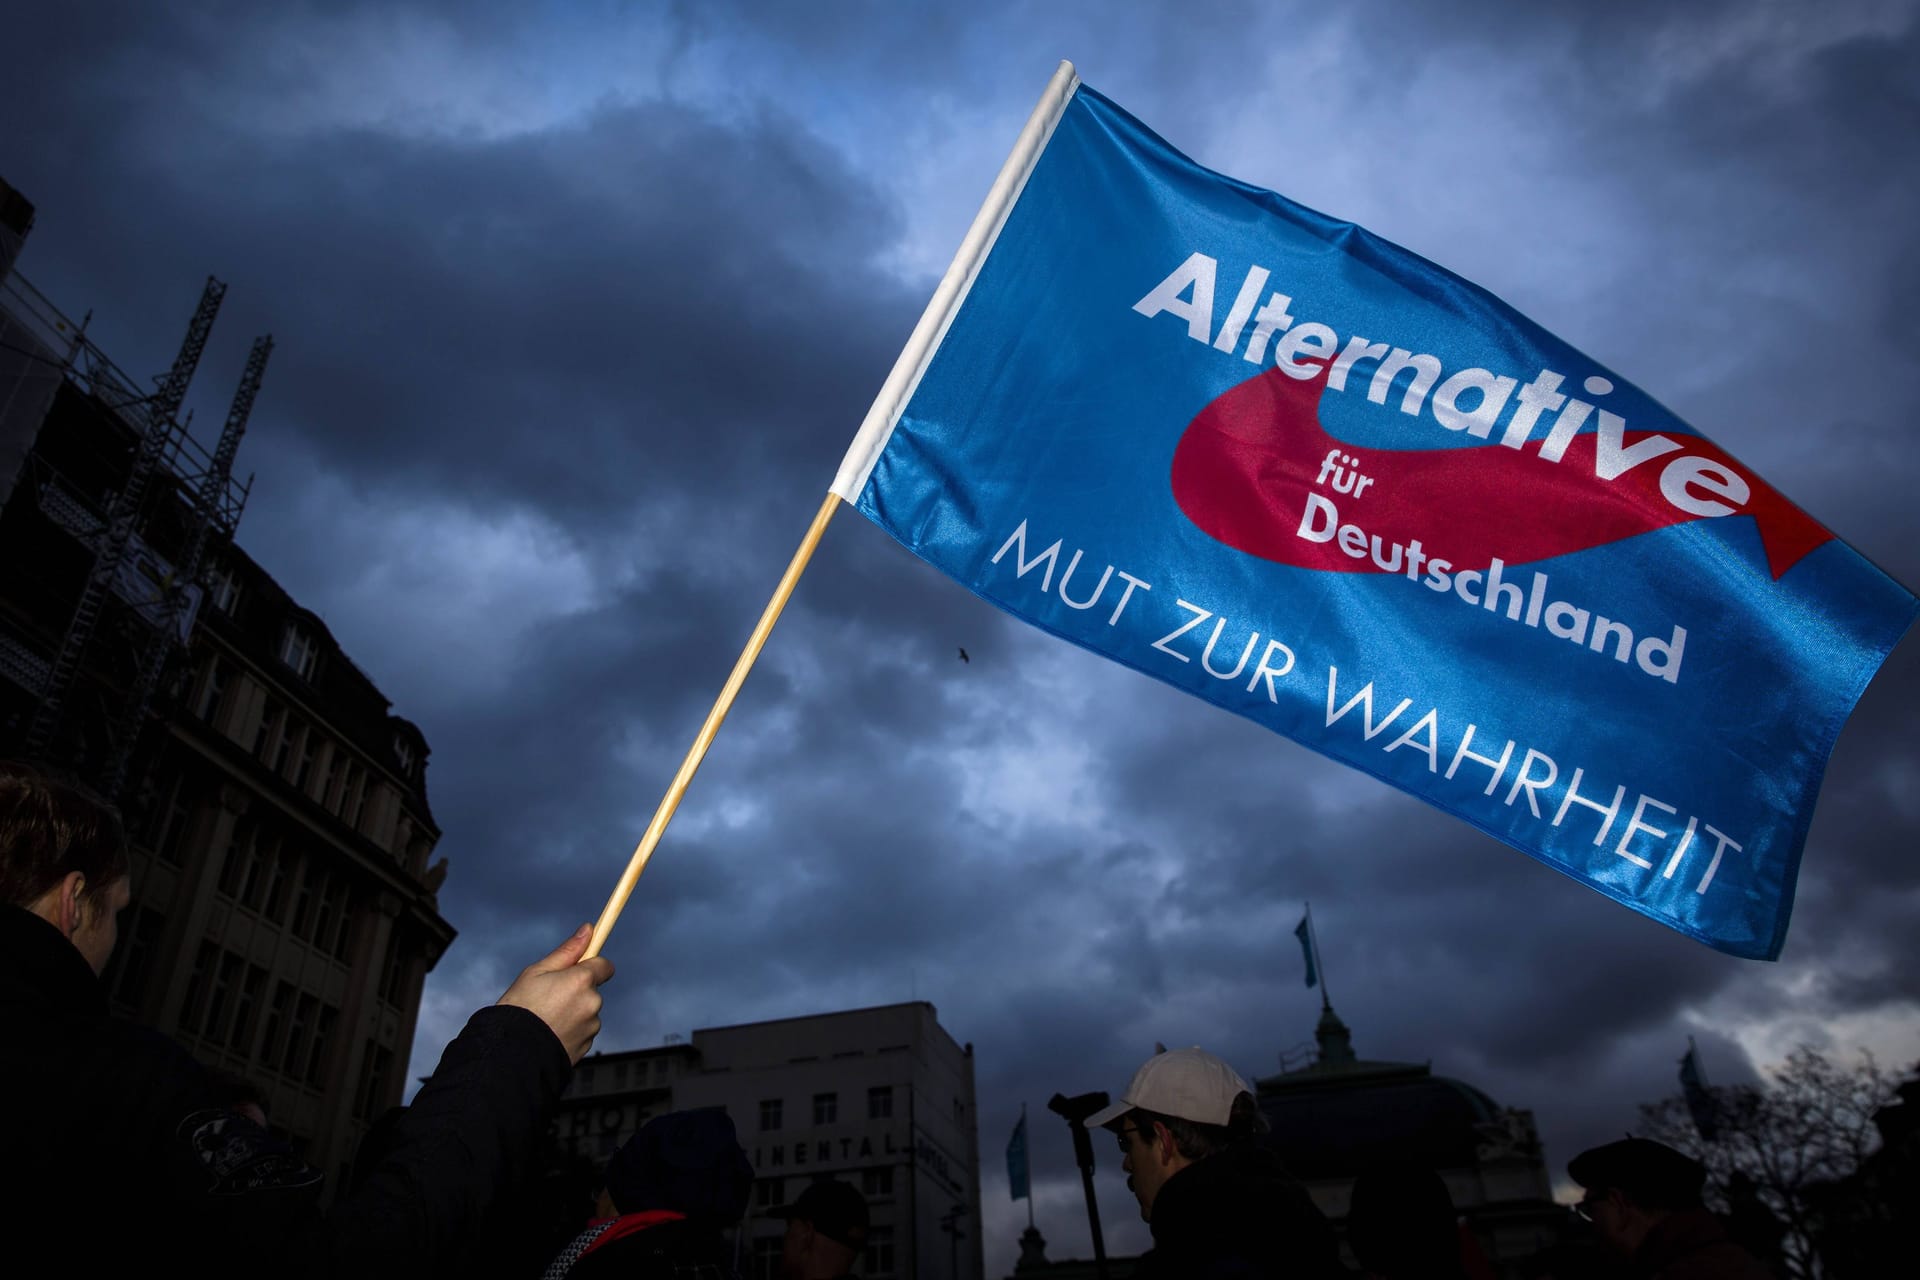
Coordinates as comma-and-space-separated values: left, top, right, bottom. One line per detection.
1169, 364, 1832, 579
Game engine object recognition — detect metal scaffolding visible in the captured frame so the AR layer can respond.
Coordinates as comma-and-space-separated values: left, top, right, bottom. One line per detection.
8, 272, 259, 795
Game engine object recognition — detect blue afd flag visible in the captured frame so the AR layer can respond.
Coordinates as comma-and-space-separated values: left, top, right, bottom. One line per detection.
831, 65, 1917, 960
1006, 1112, 1030, 1201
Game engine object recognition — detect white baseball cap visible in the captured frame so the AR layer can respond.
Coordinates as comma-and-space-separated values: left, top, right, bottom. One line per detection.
1085, 1047, 1253, 1129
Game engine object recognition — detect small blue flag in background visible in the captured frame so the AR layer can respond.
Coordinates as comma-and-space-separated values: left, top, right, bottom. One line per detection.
1006, 1110, 1030, 1201
1680, 1041, 1720, 1141
1295, 915, 1318, 989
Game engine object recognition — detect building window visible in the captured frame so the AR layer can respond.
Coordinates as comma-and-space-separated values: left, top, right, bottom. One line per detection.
273, 716, 299, 776
208, 562, 241, 614
318, 746, 343, 809
229, 965, 266, 1054
813, 1092, 837, 1125
334, 761, 360, 818
295, 732, 318, 791
310, 873, 341, 949
260, 981, 294, 1065
216, 820, 256, 900
290, 859, 319, 939
180, 940, 217, 1034
282, 992, 318, 1079
755, 1179, 783, 1209
306, 1005, 339, 1087
752, 1235, 783, 1280
194, 657, 230, 723
201, 951, 244, 1042
861, 1166, 893, 1199
216, 822, 276, 915
261, 844, 295, 922
952, 1097, 965, 1123
254, 701, 283, 758
759, 1098, 783, 1132
863, 1225, 895, 1277
867, 1085, 892, 1120
330, 895, 359, 962
355, 1044, 393, 1121
241, 828, 281, 913
150, 781, 193, 867
377, 928, 406, 1006
104, 906, 165, 1010
280, 624, 318, 680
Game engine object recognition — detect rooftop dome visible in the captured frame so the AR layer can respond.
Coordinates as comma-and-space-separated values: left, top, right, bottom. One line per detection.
1256, 1004, 1509, 1179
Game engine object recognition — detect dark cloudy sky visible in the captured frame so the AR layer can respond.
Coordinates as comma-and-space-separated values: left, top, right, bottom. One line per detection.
6, 2, 1917, 1269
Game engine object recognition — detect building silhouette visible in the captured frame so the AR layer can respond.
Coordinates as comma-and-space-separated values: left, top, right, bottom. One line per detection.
553, 1001, 984, 1280
1257, 1002, 1565, 1274
1, 176, 452, 1182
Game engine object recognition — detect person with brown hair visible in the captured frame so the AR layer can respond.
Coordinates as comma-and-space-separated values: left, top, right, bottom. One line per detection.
0, 760, 132, 974
0, 759, 615, 1278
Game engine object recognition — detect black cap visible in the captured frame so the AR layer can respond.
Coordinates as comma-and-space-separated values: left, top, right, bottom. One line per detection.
1568, 1138, 1706, 1211
603, 1109, 753, 1223
772, 1179, 870, 1250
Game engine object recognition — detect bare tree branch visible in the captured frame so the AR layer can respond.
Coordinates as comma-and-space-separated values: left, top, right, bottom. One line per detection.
1634, 1046, 1898, 1280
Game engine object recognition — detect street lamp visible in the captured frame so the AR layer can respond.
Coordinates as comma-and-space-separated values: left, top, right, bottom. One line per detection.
1047, 1091, 1111, 1280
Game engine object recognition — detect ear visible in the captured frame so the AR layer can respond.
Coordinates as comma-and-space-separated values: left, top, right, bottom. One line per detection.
56, 871, 88, 935
1151, 1120, 1178, 1164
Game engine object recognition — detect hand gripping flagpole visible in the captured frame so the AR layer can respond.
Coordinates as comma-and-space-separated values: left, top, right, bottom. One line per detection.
584, 61, 1081, 959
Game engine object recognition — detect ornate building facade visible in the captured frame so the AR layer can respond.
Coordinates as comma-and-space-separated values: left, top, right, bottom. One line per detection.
1, 178, 453, 1183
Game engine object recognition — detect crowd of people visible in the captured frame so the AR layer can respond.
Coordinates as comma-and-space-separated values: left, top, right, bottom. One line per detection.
2, 760, 1780, 1278
1089, 1044, 1775, 1278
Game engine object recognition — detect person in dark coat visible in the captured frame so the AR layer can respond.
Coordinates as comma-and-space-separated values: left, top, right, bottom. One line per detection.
1569, 1137, 1775, 1280
0, 761, 614, 1279
770, 1179, 870, 1280
1347, 1162, 1493, 1280
543, 1108, 754, 1279
1088, 1046, 1339, 1279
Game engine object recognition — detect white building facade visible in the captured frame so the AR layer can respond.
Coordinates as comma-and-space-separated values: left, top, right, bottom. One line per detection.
554, 1001, 983, 1280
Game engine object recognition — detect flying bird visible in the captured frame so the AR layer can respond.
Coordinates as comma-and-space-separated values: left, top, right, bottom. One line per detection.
958, 647, 970, 663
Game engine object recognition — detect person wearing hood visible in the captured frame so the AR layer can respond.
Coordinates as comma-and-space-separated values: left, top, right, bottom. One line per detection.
1089, 1046, 1338, 1279
544, 1108, 754, 1280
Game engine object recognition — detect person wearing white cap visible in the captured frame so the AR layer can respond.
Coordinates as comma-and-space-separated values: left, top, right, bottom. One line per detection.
1088, 1046, 1337, 1279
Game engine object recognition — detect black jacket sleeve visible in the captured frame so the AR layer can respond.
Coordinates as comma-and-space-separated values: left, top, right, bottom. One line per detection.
177, 1005, 570, 1279
310, 1005, 572, 1275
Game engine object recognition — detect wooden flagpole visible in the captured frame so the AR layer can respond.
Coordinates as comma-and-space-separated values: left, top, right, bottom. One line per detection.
582, 61, 1080, 959
583, 490, 841, 958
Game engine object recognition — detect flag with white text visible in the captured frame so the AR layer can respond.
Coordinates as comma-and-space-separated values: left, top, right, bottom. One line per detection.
832, 73, 1917, 960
